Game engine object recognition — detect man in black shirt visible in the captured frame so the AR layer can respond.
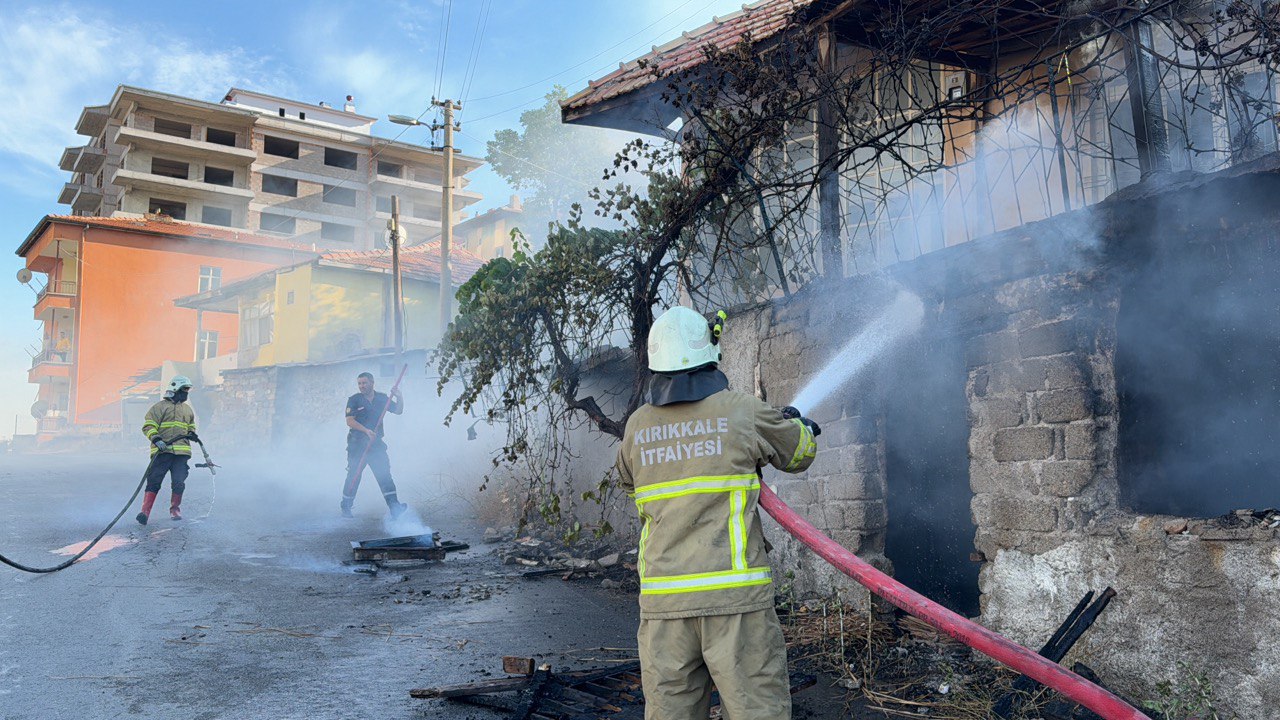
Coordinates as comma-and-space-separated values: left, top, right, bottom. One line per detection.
341, 372, 407, 518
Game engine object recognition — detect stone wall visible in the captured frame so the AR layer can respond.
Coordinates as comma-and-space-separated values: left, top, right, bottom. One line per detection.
719, 156, 1280, 716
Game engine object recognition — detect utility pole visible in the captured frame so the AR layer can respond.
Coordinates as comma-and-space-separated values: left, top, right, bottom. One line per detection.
388, 195, 405, 355
431, 99, 459, 337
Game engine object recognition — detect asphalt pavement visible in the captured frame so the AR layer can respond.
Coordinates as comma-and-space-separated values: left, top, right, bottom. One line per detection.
0, 450, 642, 719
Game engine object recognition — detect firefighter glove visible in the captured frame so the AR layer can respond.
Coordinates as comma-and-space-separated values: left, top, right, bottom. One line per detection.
153, 439, 169, 452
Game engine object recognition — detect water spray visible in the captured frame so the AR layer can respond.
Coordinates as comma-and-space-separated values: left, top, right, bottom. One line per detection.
788, 290, 925, 415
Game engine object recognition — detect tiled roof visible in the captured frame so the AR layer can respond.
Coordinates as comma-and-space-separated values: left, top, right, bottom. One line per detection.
562, 0, 814, 113
39, 215, 313, 253
320, 241, 487, 285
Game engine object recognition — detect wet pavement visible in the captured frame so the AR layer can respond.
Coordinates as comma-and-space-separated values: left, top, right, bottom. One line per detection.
0, 451, 855, 719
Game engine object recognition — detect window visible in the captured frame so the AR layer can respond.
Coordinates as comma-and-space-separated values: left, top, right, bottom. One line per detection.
299, 111, 306, 121
286, 290, 295, 305
149, 198, 186, 220
263, 135, 300, 158
196, 330, 219, 360
204, 166, 234, 187
206, 127, 237, 146
241, 300, 274, 347
278, 108, 285, 117
321, 222, 355, 243
261, 174, 298, 196
323, 185, 357, 207
324, 147, 358, 170
150, 157, 189, 179
259, 212, 295, 235
375, 195, 393, 214
202, 205, 232, 227
412, 203, 437, 221
377, 161, 403, 178
198, 266, 223, 293
153, 117, 192, 139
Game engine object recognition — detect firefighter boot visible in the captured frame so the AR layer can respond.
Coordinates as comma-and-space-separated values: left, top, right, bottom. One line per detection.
389, 500, 408, 520
136, 491, 158, 526
170, 493, 183, 521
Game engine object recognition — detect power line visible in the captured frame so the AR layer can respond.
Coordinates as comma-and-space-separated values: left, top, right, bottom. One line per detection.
460, 0, 495, 106
434, 0, 455, 102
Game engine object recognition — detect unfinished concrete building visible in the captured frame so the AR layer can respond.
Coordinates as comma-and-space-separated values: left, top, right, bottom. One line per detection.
565, 0, 1280, 714
59, 86, 483, 250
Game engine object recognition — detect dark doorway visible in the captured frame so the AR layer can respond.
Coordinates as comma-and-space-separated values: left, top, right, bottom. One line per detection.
1116, 235, 1280, 517
883, 331, 979, 617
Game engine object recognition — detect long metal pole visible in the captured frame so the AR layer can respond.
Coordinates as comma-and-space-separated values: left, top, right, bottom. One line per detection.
437, 99, 456, 336
389, 194, 404, 354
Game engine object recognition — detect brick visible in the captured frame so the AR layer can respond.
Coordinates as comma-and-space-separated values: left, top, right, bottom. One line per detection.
1036, 388, 1093, 423
843, 443, 880, 473
1043, 355, 1086, 389
1039, 460, 1093, 497
993, 427, 1054, 461
988, 361, 1046, 393
827, 500, 888, 531
823, 472, 884, 502
972, 494, 1059, 532
1064, 422, 1097, 460
977, 397, 1024, 428
970, 459, 1034, 495
1018, 319, 1070, 356
965, 331, 1018, 368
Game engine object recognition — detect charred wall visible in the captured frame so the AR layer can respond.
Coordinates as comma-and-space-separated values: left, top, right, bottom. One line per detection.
722, 153, 1280, 717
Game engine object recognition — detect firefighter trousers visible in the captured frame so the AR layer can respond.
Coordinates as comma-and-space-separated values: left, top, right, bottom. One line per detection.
636, 606, 790, 720
341, 438, 400, 510
144, 454, 189, 496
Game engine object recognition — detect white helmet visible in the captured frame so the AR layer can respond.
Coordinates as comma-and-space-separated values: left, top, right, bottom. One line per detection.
648, 307, 724, 373
165, 375, 194, 398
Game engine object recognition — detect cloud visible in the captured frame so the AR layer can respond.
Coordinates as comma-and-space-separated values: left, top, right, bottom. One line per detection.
0, 5, 294, 189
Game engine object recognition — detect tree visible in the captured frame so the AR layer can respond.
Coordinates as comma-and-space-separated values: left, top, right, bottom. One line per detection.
485, 87, 626, 233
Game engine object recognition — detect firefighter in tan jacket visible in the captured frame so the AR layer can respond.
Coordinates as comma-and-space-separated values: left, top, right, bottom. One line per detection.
617, 307, 820, 720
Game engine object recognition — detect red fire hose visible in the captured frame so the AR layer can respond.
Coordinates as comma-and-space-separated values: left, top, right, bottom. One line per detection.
758, 483, 1150, 720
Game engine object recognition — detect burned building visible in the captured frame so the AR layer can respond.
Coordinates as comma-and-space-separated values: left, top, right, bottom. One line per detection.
564, 0, 1280, 714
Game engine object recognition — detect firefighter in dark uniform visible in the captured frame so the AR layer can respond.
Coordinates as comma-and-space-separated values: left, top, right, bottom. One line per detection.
340, 372, 407, 518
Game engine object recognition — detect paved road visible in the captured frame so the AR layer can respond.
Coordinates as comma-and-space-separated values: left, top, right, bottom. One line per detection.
0, 451, 642, 719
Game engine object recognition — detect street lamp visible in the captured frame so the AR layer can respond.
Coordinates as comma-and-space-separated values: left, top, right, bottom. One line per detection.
386, 102, 458, 340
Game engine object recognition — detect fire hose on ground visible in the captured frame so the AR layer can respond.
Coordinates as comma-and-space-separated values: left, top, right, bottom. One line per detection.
0, 436, 218, 574
757, 483, 1151, 720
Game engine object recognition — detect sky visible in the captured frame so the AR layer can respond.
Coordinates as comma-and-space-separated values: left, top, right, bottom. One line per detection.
0, 0, 748, 438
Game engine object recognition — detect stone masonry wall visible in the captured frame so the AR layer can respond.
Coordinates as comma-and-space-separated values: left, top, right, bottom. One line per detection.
718, 159, 1280, 717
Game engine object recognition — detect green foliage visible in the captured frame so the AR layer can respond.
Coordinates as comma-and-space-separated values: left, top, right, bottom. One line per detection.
485, 86, 623, 228
1144, 661, 1223, 720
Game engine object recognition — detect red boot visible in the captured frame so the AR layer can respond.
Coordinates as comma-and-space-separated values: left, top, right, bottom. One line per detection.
137, 491, 158, 525
170, 493, 183, 521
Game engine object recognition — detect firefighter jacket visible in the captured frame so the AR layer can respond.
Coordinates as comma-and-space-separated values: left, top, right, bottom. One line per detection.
616, 388, 818, 620
142, 400, 197, 457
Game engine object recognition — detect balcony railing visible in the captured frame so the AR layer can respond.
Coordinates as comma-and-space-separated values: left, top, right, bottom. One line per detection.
38, 280, 77, 299
31, 348, 72, 369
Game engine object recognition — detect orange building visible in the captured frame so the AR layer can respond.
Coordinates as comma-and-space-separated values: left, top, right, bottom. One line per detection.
16, 215, 313, 440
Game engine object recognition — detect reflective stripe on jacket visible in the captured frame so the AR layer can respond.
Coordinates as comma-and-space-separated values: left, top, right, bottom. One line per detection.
617, 389, 817, 619
142, 400, 197, 456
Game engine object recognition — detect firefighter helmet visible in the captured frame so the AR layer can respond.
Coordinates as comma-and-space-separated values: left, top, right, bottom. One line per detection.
648, 307, 720, 373
164, 375, 194, 398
